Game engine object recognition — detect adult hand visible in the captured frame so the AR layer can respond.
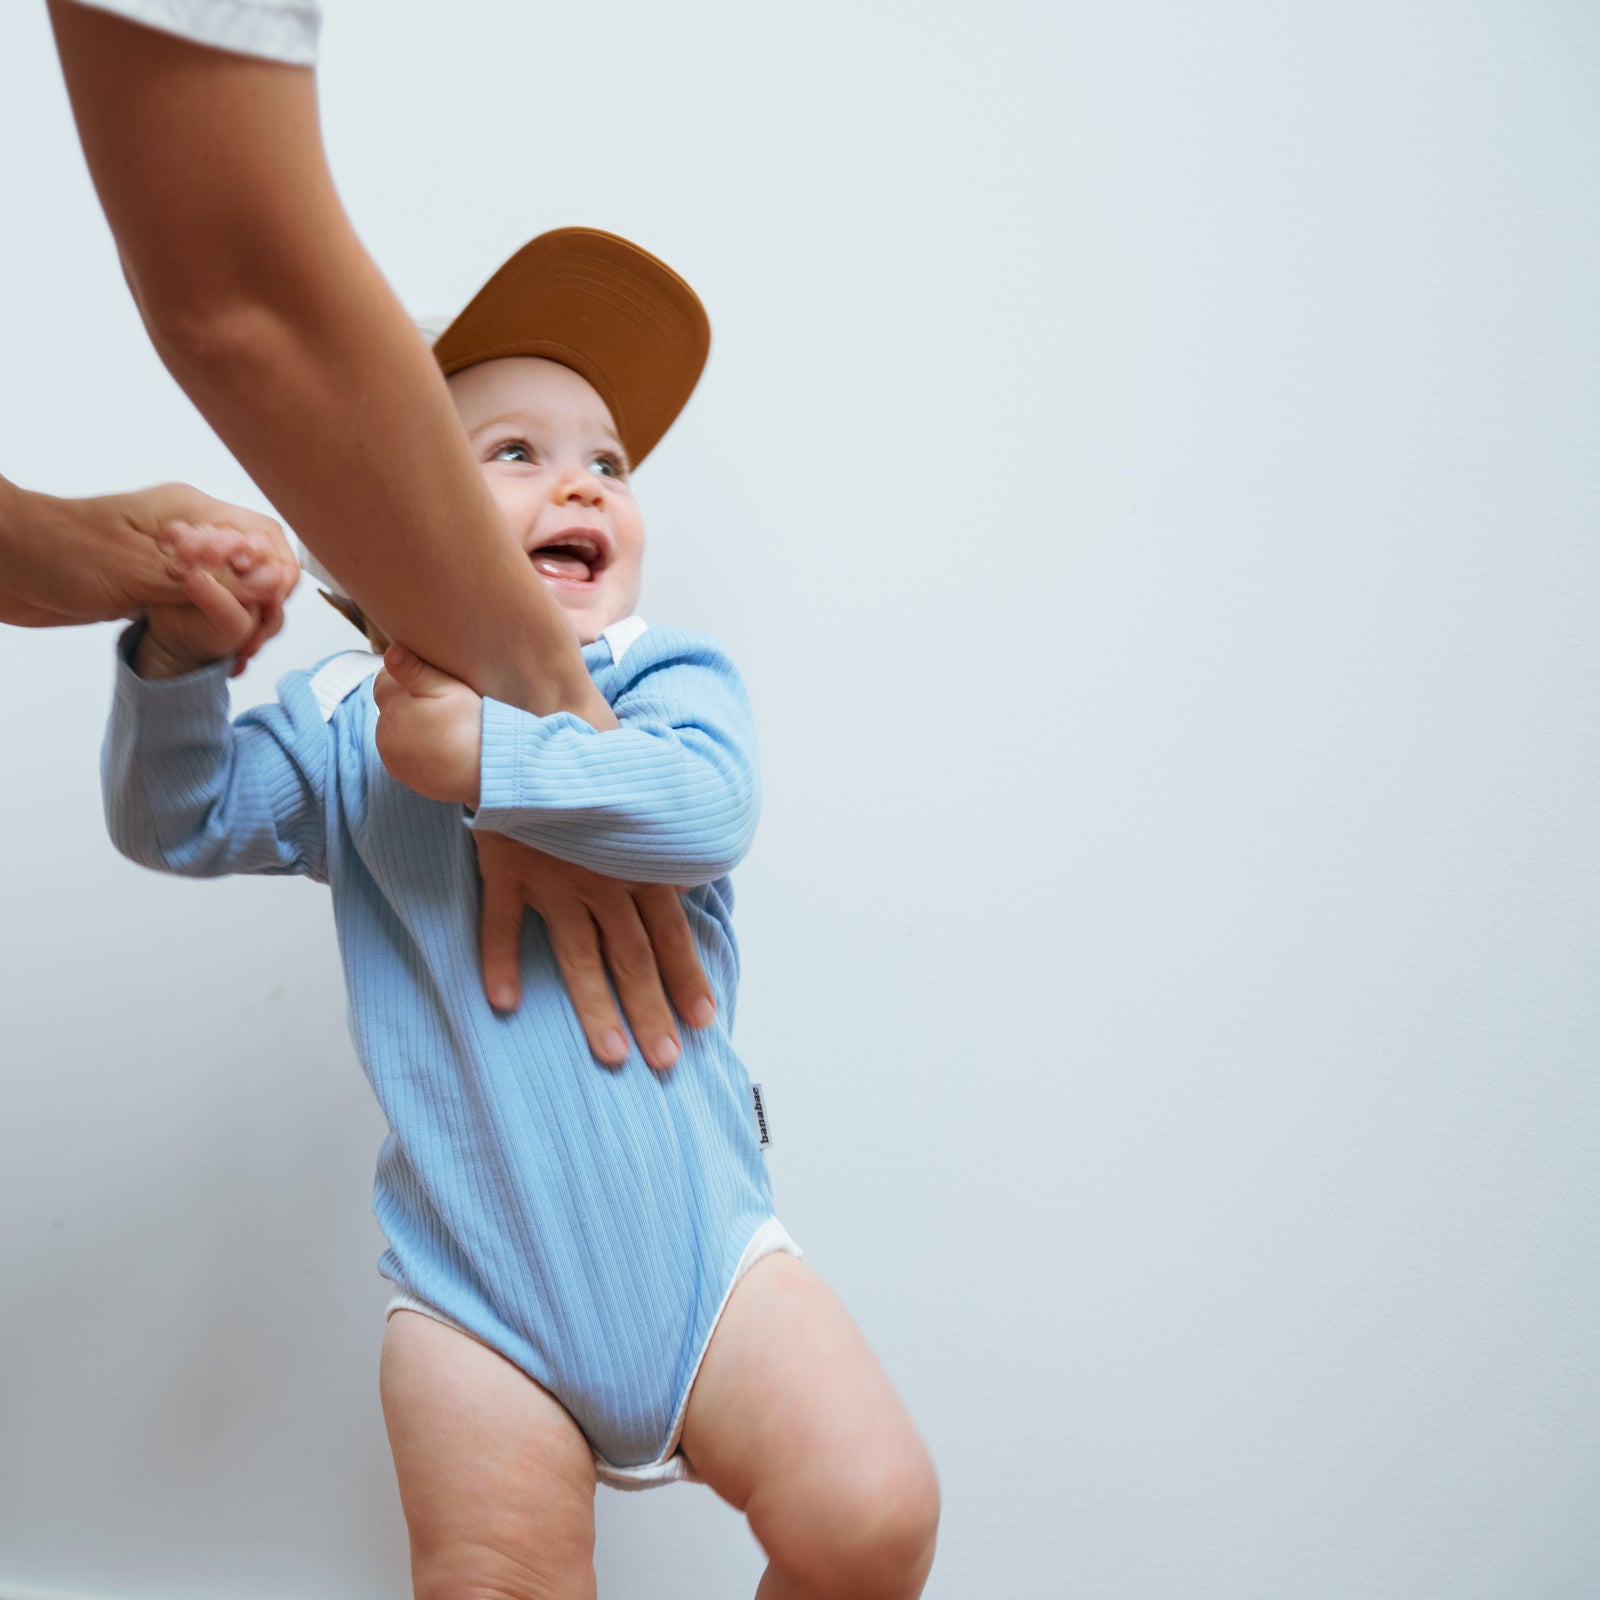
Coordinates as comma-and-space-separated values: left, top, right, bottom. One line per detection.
474, 829, 717, 1073
0, 477, 296, 650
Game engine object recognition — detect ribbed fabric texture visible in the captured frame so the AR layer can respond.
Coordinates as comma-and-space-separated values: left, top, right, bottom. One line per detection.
73, 0, 321, 64
102, 622, 777, 1471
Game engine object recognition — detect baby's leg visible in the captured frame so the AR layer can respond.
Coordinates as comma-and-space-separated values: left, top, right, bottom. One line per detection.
681, 1256, 940, 1599
380, 1310, 598, 1600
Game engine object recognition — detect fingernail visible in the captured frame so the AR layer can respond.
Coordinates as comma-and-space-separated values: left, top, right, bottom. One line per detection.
689, 997, 716, 1028
491, 985, 516, 1011
601, 1029, 628, 1062
655, 1036, 680, 1069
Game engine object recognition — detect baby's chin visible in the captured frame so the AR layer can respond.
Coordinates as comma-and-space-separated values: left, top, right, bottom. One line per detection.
556, 597, 637, 647
537, 580, 638, 647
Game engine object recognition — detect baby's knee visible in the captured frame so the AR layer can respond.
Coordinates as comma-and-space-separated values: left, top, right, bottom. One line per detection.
409, 1529, 596, 1600
781, 1442, 941, 1598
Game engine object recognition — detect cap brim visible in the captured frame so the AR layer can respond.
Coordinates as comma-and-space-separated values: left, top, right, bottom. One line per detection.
431, 227, 710, 467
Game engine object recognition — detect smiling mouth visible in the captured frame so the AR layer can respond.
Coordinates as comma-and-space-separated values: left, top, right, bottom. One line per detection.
529, 529, 608, 584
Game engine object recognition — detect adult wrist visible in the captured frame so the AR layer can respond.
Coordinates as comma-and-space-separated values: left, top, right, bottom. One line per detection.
0, 475, 38, 587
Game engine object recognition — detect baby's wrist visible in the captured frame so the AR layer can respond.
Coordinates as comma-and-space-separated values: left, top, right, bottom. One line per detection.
133, 625, 225, 681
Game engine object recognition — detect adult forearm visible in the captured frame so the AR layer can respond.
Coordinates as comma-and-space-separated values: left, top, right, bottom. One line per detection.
0, 473, 168, 627
0, 476, 79, 624
48, 0, 611, 725
0, 473, 21, 535
144, 271, 612, 721
0, 474, 32, 617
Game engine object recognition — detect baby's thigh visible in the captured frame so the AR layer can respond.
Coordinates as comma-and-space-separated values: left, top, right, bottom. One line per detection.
680, 1256, 940, 1591
380, 1310, 597, 1600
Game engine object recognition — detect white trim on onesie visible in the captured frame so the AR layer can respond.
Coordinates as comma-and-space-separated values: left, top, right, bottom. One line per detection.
386, 1217, 803, 1490
305, 616, 648, 725
309, 650, 381, 720
598, 613, 650, 665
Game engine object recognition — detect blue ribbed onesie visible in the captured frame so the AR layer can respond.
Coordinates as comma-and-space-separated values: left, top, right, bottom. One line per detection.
102, 617, 791, 1487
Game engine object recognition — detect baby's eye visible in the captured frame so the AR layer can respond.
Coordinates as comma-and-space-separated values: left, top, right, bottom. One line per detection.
490, 440, 534, 464
589, 451, 627, 480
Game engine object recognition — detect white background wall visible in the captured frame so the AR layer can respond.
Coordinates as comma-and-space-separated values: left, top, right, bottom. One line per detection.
2, 2, 1596, 1596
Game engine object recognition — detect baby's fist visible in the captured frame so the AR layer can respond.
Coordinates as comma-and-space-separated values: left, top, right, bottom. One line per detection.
137, 561, 267, 680
373, 644, 483, 806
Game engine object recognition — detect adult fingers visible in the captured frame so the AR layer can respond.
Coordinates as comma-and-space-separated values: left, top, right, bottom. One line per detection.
542, 895, 633, 1068
151, 484, 284, 546
477, 861, 527, 1014
635, 884, 716, 1029
588, 891, 681, 1072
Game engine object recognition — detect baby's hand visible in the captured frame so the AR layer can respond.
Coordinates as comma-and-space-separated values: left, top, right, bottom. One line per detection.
136, 539, 276, 679
373, 644, 483, 806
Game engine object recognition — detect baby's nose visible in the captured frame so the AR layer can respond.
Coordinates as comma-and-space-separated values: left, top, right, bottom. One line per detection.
552, 468, 604, 506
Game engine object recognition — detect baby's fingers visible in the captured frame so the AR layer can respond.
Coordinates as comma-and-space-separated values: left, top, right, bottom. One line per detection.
182, 566, 256, 641
230, 598, 286, 676
233, 534, 300, 604
162, 520, 297, 603
383, 642, 461, 697
160, 520, 233, 572
371, 664, 396, 712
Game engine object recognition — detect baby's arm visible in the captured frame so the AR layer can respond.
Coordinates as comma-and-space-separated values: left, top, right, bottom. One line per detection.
372, 630, 759, 886
103, 626, 333, 882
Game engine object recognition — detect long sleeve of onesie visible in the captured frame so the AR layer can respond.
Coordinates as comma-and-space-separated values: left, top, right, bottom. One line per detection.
101, 626, 334, 882
471, 626, 759, 885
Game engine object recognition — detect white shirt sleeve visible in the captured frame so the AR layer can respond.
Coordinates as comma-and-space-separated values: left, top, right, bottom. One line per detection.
66, 0, 320, 65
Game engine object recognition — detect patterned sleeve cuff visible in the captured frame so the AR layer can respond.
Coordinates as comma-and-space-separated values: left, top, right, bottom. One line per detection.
113, 619, 233, 722
473, 697, 595, 819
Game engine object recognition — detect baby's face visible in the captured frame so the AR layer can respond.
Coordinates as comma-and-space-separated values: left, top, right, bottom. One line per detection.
448, 357, 644, 644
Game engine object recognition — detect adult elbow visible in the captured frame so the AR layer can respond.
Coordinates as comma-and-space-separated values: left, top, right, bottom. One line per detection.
117, 240, 294, 389
136, 285, 288, 390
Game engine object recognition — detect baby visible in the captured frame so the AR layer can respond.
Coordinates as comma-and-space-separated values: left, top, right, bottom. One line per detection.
103, 229, 938, 1599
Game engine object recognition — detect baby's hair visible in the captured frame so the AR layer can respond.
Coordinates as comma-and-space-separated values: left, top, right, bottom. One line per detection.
301, 558, 388, 651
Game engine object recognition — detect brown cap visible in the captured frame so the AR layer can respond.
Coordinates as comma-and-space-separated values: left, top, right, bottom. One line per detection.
430, 227, 710, 468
